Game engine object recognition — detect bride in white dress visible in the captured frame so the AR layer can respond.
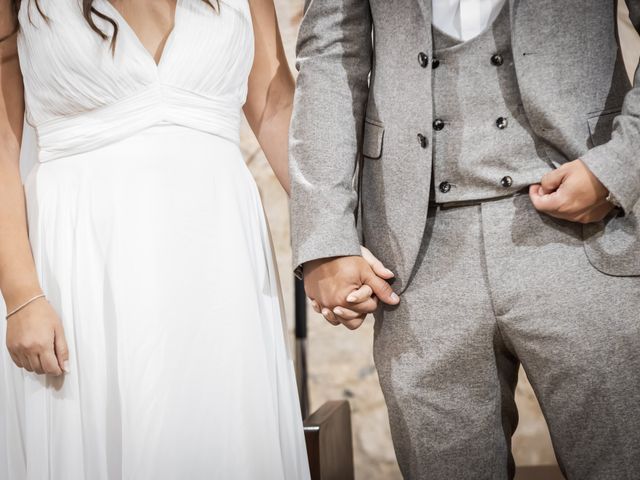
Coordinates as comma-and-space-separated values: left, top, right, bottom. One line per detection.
0, 1, 323, 478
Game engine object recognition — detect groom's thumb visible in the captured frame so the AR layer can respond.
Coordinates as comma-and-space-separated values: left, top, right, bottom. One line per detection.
363, 270, 399, 306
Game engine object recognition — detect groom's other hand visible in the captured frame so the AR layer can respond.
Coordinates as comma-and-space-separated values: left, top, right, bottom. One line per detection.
304, 255, 399, 330
529, 159, 614, 224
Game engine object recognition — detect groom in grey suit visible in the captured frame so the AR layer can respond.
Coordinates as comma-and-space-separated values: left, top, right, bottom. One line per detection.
290, 1, 640, 478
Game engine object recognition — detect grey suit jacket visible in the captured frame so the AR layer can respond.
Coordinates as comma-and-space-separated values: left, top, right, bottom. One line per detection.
289, 0, 640, 290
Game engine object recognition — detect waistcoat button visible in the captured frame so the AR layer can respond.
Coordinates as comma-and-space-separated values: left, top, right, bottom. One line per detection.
417, 133, 428, 148
496, 117, 508, 129
433, 119, 445, 131
418, 52, 429, 68
439, 181, 452, 194
500, 176, 513, 188
432, 58, 440, 69
491, 53, 504, 66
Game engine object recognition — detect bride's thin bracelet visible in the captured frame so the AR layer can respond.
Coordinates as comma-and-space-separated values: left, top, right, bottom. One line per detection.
5, 294, 46, 320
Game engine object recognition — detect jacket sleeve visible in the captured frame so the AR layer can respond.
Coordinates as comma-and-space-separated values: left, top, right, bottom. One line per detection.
581, 1, 640, 213
288, 0, 372, 271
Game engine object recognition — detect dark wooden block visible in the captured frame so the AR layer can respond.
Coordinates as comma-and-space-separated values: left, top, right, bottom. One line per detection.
515, 465, 565, 480
304, 400, 355, 480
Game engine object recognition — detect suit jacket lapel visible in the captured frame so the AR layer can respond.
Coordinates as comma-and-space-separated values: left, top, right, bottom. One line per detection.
509, 0, 517, 49
416, 0, 432, 39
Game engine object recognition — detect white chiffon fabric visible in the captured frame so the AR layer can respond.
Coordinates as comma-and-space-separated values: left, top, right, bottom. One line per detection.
0, 1, 310, 479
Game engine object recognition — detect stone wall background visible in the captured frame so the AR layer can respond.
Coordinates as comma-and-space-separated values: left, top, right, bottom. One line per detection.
242, 2, 640, 478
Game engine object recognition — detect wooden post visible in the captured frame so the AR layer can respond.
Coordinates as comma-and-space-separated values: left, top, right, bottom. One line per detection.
304, 401, 355, 480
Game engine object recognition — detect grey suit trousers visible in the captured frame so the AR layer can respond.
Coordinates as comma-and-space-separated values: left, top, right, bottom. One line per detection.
373, 194, 640, 480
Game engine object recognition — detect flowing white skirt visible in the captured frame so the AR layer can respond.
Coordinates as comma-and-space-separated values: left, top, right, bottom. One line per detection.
0, 125, 310, 480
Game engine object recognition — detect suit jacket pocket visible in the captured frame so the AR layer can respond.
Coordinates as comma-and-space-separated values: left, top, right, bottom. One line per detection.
583, 107, 640, 276
362, 119, 384, 159
582, 205, 640, 276
587, 108, 621, 147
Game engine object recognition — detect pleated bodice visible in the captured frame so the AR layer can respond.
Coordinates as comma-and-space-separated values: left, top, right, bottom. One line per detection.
17, 0, 254, 162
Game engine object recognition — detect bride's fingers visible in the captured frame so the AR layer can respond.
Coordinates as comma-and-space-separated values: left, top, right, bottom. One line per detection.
27, 354, 44, 374
344, 296, 379, 315
361, 246, 394, 279
321, 307, 340, 326
54, 324, 70, 373
332, 306, 363, 320
40, 351, 63, 376
20, 355, 34, 373
310, 299, 321, 313
9, 352, 22, 369
345, 284, 373, 304
340, 317, 366, 330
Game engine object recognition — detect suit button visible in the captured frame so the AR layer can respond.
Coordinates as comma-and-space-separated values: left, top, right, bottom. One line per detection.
491, 53, 504, 66
418, 52, 429, 68
432, 57, 440, 69
500, 176, 513, 188
433, 119, 445, 131
417, 133, 428, 148
496, 117, 508, 129
439, 181, 451, 194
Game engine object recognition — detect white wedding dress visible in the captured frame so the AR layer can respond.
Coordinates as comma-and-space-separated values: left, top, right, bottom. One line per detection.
0, 1, 310, 479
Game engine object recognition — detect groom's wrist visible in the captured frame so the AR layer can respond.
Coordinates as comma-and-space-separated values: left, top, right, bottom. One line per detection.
295, 253, 363, 280
293, 241, 363, 277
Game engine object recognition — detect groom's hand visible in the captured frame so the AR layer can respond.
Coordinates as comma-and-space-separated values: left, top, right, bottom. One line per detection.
529, 159, 614, 224
304, 255, 399, 330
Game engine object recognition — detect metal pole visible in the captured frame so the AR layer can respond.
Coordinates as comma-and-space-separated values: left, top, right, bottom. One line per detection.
294, 276, 310, 419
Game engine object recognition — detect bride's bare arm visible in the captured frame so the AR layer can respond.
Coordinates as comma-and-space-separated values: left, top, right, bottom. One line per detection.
242, 1, 392, 323
1, 3, 35, 308
0, 2, 68, 376
243, 0, 295, 194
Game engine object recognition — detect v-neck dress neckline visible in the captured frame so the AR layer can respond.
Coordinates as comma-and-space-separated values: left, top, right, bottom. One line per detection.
102, 0, 180, 69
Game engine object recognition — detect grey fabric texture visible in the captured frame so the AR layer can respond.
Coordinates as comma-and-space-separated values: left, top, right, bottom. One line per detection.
373, 194, 640, 480
431, 3, 553, 203
289, 0, 640, 287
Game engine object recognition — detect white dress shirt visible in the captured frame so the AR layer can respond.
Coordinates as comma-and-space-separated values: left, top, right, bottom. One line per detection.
432, 0, 507, 42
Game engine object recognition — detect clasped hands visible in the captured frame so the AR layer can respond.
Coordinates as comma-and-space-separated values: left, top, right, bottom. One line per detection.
304, 246, 400, 330
305, 159, 613, 330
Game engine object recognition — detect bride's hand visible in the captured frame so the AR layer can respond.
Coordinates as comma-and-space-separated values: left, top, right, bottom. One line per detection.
6, 298, 69, 376
310, 246, 395, 328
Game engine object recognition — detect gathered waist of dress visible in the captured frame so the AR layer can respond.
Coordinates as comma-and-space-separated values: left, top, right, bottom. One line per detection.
31, 85, 244, 163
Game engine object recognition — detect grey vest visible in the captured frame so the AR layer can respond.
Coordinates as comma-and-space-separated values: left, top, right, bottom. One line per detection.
431, 3, 552, 204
